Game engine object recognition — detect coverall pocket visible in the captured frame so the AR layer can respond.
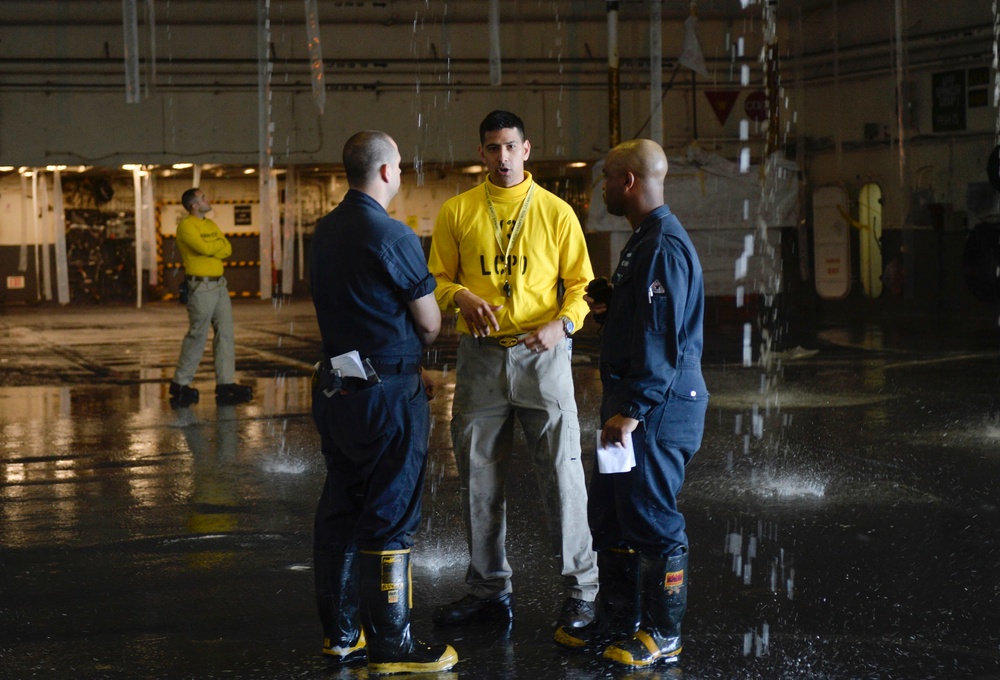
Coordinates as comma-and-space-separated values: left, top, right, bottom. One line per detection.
646, 294, 668, 334
328, 383, 392, 452
653, 374, 709, 457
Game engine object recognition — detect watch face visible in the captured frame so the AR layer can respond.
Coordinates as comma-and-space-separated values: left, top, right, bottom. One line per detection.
565, 320, 574, 335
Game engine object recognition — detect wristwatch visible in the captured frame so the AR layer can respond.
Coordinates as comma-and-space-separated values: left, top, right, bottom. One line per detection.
558, 315, 574, 337
618, 401, 642, 420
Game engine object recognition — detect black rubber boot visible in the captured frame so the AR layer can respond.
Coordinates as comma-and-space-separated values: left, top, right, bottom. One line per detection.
315, 548, 366, 664
603, 548, 688, 667
432, 592, 514, 626
359, 550, 459, 675
554, 548, 639, 651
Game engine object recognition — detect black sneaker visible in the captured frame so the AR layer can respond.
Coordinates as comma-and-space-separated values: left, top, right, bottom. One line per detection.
432, 592, 513, 626
556, 597, 596, 629
169, 381, 199, 407
215, 383, 252, 405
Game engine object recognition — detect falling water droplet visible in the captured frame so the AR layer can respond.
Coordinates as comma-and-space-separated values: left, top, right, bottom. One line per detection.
742, 323, 753, 366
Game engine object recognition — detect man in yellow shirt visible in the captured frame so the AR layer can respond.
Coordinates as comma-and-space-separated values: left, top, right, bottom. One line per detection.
428, 110, 598, 636
169, 188, 252, 407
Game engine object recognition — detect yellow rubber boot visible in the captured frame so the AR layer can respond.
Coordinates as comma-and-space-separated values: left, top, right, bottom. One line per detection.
603, 549, 687, 667
359, 549, 458, 675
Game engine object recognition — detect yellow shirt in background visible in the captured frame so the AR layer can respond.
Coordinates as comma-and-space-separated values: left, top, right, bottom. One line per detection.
176, 215, 232, 278
428, 172, 594, 336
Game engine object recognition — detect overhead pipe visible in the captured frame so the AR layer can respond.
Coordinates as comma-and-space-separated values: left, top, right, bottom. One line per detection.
122, 0, 140, 103
304, 0, 326, 115
0, 1, 736, 26
0, 21, 989, 81
257, 0, 273, 301
650, 0, 663, 146
608, 1, 620, 149
488, 0, 502, 86
0, 48, 987, 97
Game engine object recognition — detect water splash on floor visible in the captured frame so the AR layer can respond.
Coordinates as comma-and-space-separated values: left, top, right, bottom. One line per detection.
751, 471, 827, 499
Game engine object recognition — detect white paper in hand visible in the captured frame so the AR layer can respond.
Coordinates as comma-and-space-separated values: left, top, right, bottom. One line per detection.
596, 430, 636, 474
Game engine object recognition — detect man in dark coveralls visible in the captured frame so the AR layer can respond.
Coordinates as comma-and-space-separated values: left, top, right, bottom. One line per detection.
554, 138, 709, 668
310, 130, 458, 675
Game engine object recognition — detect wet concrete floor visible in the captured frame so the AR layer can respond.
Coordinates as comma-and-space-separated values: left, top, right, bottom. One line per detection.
1, 299, 1000, 679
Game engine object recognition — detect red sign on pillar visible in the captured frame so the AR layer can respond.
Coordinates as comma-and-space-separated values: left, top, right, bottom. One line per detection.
704, 90, 740, 126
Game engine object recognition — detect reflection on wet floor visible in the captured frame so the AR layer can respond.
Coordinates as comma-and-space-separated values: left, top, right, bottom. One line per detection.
1, 301, 1000, 678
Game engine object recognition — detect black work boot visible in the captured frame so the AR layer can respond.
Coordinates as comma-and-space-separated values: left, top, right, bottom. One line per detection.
554, 548, 639, 650
556, 597, 596, 629
359, 550, 459, 675
215, 383, 252, 405
603, 548, 688, 667
315, 548, 366, 664
432, 592, 514, 626
169, 381, 199, 407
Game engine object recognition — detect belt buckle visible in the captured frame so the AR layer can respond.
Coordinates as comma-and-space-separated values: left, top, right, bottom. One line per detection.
499, 336, 519, 348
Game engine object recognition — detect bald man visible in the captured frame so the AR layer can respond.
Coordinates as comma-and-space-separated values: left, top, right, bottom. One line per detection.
554, 139, 709, 668
310, 130, 456, 674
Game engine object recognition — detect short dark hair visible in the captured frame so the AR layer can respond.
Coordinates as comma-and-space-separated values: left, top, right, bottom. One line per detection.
479, 110, 525, 144
343, 130, 397, 186
180, 188, 200, 211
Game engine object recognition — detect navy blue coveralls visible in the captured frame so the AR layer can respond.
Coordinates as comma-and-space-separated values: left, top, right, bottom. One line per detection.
310, 189, 436, 554
589, 204, 709, 558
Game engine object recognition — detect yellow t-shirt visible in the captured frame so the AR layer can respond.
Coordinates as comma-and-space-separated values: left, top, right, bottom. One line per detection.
428, 172, 594, 335
176, 215, 232, 278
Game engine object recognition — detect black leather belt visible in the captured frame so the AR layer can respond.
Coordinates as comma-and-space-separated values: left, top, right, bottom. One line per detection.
366, 358, 421, 375
187, 275, 221, 282
316, 357, 420, 395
